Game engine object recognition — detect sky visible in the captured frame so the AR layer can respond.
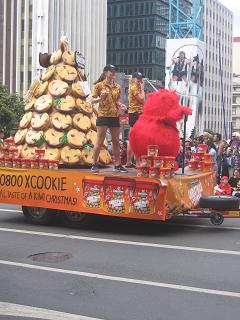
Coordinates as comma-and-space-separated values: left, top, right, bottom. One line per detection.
219, 0, 240, 36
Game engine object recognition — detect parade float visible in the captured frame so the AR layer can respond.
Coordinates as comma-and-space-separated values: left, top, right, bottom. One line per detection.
0, 38, 239, 227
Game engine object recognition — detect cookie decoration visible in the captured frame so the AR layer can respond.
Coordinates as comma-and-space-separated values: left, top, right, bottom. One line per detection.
13, 37, 111, 167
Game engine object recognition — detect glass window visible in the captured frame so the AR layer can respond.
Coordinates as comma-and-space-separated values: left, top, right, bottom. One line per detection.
126, 4, 130, 16
108, 5, 112, 17
144, 35, 148, 47
120, 4, 124, 16
124, 53, 128, 64
134, 19, 138, 31
113, 5, 117, 17
236, 96, 240, 104
21, 19, 24, 31
120, 53, 124, 65
112, 53, 116, 65
28, 71, 32, 85
129, 52, 133, 64
129, 3, 133, 15
135, 3, 139, 15
144, 51, 148, 63
134, 51, 138, 61
124, 21, 129, 32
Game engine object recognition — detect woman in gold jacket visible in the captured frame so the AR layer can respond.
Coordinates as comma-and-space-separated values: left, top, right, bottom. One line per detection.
91, 65, 127, 173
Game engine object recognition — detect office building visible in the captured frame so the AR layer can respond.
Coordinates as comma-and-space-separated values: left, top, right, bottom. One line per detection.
202, 0, 233, 137
0, 0, 107, 95
107, 0, 167, 81
107, 0, 233, 138
232, 79, 240, 133
232, 37, 240, 133
233, 37, 240, 76
0, 0, 18, 92
107, 0, 193, 82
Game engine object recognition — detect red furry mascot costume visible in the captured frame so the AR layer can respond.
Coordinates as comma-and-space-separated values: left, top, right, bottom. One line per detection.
129, 89, 192, 157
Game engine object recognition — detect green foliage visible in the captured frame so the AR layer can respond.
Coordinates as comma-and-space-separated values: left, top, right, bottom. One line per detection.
0, 85, 24, 136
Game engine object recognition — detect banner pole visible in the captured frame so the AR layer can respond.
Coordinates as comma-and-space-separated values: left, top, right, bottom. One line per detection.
182, 115, 187, 174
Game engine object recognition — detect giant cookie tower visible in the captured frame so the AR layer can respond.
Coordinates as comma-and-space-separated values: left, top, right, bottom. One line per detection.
14, 38, 111, 166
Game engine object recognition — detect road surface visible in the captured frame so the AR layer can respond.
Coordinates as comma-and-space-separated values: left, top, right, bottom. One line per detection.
0, 204, 240, 319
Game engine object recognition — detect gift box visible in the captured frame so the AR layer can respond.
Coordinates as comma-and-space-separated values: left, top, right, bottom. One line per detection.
147, 145, 159, 157
103, 177, 135, 214
130, 181, 159, 214
188, 160, 199, 170
149, 167, 160, 179
203, 153, 214, 163
140, 155, 153, 167
82, 178, 104, 209
136, 166, 149, 178
198, 144, 208, 154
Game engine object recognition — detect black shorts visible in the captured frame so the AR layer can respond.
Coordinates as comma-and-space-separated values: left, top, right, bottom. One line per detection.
96, 116, 120, 128
129, 112, 142, 127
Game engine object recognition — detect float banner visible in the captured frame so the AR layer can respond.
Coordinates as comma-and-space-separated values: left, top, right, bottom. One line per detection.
166, 171, 216, 217
0, 168, 167, 220
165, 38, 205, 138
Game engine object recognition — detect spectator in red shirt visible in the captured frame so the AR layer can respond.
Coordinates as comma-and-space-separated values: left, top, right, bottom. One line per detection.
214, 176, 232, 196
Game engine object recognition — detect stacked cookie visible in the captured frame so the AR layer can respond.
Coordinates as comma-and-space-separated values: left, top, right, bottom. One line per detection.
14, 43, 112, 166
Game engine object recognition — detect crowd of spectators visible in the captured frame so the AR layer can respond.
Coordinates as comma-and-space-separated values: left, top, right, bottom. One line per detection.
177, 130, 240, 196
118, 130, 240, 187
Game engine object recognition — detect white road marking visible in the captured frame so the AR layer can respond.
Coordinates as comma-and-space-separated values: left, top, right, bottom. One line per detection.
0, 259, 240, 299
168, 221, 240, 230
0, 208, 22, 213
0, 226, 240, 256
0, 301, 103, 319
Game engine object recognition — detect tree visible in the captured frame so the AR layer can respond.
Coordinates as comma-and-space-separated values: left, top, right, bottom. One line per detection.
0, 85, 24, 136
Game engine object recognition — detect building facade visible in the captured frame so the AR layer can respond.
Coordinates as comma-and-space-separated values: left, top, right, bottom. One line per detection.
107, 0, 168, 82
232, 79, 240, 133
0, 0, 107, 95
232, 37, 240, 133
0, 0, 18, 92
107, 0, 192, 82
233, 37, 240, 76
107, 0, 233, 138
202, 0, 233, 138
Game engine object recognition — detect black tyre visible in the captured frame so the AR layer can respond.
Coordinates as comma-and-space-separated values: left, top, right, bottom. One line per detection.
199, 196, 239, 211
62, 210, 94, 228
210, 213, 224, 225
22, 206, 53, 225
